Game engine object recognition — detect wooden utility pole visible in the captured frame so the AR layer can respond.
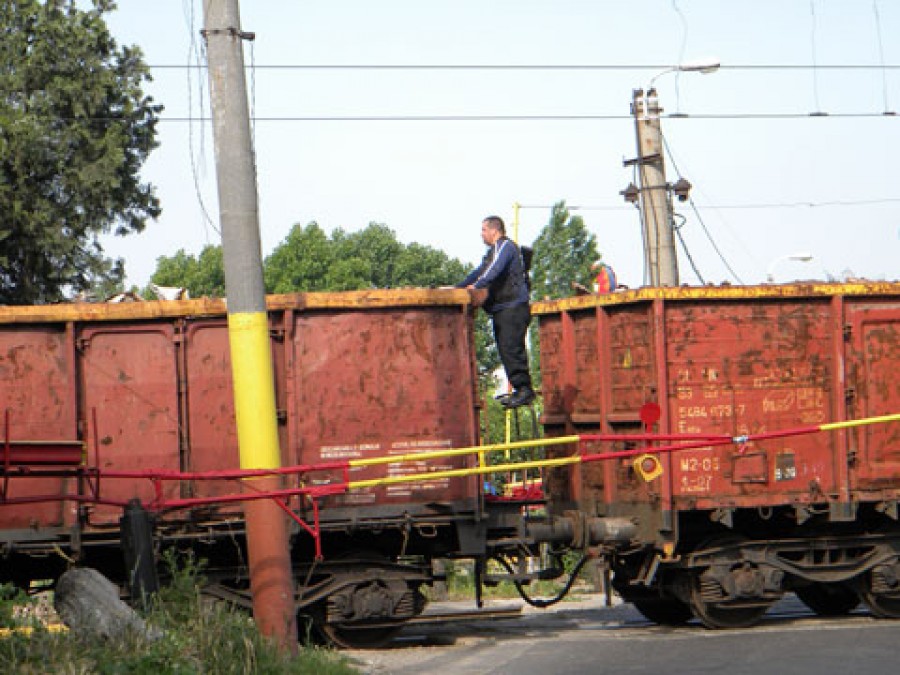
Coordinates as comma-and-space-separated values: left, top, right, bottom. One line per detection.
201, 0, 297, 653
631, 88, 679, 286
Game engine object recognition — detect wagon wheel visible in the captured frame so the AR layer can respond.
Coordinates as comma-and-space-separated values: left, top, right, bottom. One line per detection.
631, 597, 693, 626
319, 622, 403, 649
795, 582, 859, 617
858, 569, 900, 619
689, 580, 771, 629
309, 551, 417, 649
687, 536, 772, 629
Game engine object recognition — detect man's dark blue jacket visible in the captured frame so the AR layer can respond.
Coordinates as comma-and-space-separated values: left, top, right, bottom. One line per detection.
457, 236, 529, 314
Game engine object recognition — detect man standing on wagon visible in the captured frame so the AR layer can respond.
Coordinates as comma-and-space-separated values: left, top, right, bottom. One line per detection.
457, 215, 534, 408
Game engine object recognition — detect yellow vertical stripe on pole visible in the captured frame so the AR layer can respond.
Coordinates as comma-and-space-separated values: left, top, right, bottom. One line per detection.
228, 312, 282, 470
505, 408, 512, 455
512, 202, 520, 244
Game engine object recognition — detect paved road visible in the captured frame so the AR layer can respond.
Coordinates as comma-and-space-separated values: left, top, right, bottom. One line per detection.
346, 595, 899, 675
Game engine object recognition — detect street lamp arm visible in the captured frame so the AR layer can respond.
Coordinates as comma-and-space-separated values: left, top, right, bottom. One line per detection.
649, 58, 721, 88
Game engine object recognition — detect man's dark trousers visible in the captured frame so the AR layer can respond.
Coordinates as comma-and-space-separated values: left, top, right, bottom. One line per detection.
491, 303, 532, 390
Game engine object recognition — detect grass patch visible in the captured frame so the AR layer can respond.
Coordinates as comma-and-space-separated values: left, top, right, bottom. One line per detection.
0, 555, 356, 674
429, 557, 597, 603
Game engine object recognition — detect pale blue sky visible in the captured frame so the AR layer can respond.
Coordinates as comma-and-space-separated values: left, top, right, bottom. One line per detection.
101, 1, 899, 288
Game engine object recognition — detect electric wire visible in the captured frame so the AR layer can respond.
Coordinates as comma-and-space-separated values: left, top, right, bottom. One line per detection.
248, 37, 261, 242
809, 1, 823, 114
632, 163, 650, 286
661, 134, 745, 284
872, 1, 894, 114
146, 112, 900, 122
493, 553, 591, 609
185, 0, 218, 238
686, 195, 746, 285
517, 197, 900, 211
674, 213, 707, 284
144, 63, 900, 71
249, 40, 257, 151
670, 0, 689, 112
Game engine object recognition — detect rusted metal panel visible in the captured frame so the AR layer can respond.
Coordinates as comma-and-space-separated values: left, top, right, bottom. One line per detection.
846, 298, 900, 491
0, 291, 480, 542
183, 319, 242, 505
0, 326, 76, 527
607, 304, 656, 419
537, 314, 566, 420
292, 306, 479, 508
535, 283, 900, 520
0, 288, 474, 325
665, 298, 839, 508
79, 324, 181, 525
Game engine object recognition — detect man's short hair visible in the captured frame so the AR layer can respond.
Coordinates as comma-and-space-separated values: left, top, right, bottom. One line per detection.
483, 215, 505, 235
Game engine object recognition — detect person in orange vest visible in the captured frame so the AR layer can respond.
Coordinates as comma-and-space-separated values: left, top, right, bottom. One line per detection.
592, 260, 617, 295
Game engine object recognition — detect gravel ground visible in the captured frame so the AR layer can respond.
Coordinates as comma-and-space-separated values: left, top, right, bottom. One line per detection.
343, 593, 629, 674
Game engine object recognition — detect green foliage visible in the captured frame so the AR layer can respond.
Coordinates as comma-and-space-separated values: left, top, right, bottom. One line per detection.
0, 0, 162, 304
530, 201, 600, 302
479, 395, 545, 497
474, 311, 501, 392
433, 558, 592, 603
0, 583, 34, 629
264, 222, 338, 293
0, 555, 354, 674
527, 201, 600, 387
148, 245, 225, 298
263, 221, 469, 292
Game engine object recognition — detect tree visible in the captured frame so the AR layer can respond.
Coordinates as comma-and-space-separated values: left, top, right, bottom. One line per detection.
149, 245, 225, 298
0, 0, 161, 305
528, 201, 601, 387
264, 222, 336, 293
530, 201, 600, 302
264, 221, 470, 292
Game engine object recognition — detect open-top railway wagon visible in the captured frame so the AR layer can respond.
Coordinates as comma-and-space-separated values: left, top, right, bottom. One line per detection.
2, 281, 899, 644
0, 289, 568, 646
534, 281, 900, 628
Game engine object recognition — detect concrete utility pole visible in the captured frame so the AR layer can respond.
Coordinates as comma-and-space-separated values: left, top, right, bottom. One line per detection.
631, 88, 680, 287
201, 0, 297, 653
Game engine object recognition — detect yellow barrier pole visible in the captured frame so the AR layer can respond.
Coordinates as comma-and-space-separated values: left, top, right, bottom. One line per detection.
820, 413, 900, 431
349, 455, 581, 491
512, 201, 521, 245
348, 435, 579, 468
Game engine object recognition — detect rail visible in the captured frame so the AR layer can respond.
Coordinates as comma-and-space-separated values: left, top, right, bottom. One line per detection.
1, 412, 898, 559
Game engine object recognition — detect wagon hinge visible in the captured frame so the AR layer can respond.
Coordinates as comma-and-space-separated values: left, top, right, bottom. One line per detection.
842, 323, 852, 341
844, 387, 856, 405
269, 327, 285, 341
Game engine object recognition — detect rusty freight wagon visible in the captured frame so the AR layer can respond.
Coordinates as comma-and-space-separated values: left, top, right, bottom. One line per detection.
534, 281, 900, 628
0, 289, 505, 645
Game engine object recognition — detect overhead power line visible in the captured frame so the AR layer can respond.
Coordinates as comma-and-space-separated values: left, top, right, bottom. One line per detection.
521, 197, 900, 212
145, 63, 900, 70
150, 111, 899, 122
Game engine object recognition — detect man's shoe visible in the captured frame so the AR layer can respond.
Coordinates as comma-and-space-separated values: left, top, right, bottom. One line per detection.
502, 387, 535, 409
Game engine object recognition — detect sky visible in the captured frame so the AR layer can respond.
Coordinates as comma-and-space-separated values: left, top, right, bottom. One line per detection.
100, 0, 899, 289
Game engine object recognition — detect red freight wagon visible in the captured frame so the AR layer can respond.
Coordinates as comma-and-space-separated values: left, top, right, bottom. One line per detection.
0, 289, 494, 645
534, 282, 900, 628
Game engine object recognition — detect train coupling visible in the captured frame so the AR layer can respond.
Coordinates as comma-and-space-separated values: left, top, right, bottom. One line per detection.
525, 512, 638, 548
